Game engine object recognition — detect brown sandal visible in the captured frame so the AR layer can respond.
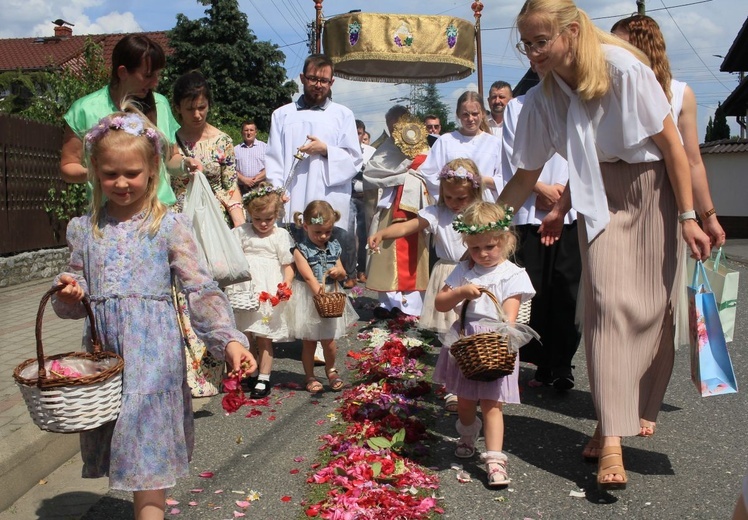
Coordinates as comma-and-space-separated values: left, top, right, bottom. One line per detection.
582, 426, 601, 463
597, 445, 628, 490
305, 377, 323, 394
327, 368, 346, 391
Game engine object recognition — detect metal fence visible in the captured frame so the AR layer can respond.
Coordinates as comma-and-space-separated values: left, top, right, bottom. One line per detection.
0, 115, 67, 255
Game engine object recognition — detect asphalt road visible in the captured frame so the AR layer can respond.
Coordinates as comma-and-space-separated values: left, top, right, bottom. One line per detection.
8, 257, 748, 520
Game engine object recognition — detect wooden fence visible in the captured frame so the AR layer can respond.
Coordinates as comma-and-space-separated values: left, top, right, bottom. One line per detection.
0, 115, 67, 255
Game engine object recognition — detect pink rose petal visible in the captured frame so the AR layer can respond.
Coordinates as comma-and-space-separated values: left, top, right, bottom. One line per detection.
188, 501, 198, 506
294, 456, 305, 462
236, 500, 250, 508
169, 508, 180, 515
234, 512, 246, 518
198, 471, 214, 478
190, 488, 203, 493
214, 489, 224, 494
166, 498, 179, 506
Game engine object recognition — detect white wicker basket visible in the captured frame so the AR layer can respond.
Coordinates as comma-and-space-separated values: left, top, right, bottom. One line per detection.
225, 282, 259, 311
13, 285, 124, 434
517, 300, 532, 325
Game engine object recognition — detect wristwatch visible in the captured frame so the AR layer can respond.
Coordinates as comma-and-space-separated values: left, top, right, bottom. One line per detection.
678, 210, 697, 223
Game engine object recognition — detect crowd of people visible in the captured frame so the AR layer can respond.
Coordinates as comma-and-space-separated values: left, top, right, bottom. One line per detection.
51, 0, 745, 518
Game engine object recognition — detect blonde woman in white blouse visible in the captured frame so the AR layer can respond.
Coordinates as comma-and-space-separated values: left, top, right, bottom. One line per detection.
499, 0, 711, 491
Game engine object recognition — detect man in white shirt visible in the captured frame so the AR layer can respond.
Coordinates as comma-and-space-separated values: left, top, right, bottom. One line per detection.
234, 120, 267, 195
266, 54, 363, 235
487, 80, 513, 140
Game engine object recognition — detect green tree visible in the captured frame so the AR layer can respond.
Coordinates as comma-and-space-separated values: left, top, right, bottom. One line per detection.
23, 38, 109, 125
705, 102, 731, 142
162, 0, 297, 135
412, 83, 455, 132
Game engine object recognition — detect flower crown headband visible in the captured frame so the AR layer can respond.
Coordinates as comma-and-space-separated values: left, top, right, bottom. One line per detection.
85, 113, 163, 156
452, 206, 514, 235
438, 165, 480, 189
242, 184, 285, 204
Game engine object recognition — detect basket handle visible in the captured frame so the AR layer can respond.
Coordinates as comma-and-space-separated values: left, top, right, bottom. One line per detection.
35, 284, 102, 385
458, 288, 501, 335
317, 273, 340, 295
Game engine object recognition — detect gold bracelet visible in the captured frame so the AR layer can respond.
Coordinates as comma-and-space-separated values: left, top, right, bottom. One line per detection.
700, 208, 716, 220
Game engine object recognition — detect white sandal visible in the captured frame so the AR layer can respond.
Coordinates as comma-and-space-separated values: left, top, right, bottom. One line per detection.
482, 451, 510, 487
455, 418, 481, 459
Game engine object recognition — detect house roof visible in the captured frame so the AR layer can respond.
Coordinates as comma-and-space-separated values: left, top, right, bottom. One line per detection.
0, 31, 171, 73
722, 76, 748, 117
720, 16, 748, 73
700, 138, 748, 154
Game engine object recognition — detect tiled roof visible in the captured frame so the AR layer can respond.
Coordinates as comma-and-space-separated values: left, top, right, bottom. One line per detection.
0, 31, 171, 73
700, 138, 748, 154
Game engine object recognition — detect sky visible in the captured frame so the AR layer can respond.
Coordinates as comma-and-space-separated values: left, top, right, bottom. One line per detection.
2, 0, 746, 141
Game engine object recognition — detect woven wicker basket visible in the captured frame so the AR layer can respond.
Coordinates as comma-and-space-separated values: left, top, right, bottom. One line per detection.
517, 299, 532, 325
13, 285, 124, 433
225, 281, 259, 311
313, 277, 347, 318
450, 289, 516, 382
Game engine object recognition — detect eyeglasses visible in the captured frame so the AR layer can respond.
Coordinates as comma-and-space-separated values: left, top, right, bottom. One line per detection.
303, 74, 332, 86
516, 31, 564, 56
426, 124, 441, 129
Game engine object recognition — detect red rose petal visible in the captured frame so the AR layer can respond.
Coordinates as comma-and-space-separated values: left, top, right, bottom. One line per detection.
290, 468, 300, 474
281, 495, 292, 502
198, 471, 214, 478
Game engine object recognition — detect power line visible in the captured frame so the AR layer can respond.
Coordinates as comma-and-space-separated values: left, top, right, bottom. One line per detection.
268, 1, 306, 40
246, 0, 305, 62
482, 0, 714, 31
657, 0, 732, 92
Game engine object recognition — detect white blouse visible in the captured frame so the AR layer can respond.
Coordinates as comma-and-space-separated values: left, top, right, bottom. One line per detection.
502, 96, 576, 226
511, 44, 671, 241
418, 205, 466, 262
419, 130, 503, 202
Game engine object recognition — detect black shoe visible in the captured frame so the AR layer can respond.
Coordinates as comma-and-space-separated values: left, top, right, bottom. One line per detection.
241, 375, 258, 393
389, 307, 405, 318
372, 307, 392, 320
250, 379, 271, 399
552, 367, 575, 392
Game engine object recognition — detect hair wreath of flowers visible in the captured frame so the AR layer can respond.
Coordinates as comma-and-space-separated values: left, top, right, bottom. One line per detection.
452, 205, 514, 235
438, 164, 480, 188
242, 184, 285, 204
84, 113, 163, 155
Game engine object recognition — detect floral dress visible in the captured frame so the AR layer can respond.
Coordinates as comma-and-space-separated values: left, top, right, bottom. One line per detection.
52, 210, 248, 491
172, 131, 240, 226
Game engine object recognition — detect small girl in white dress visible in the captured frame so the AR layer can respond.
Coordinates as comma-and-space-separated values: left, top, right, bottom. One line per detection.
287, 200, 359, 393
434, 201, 535, 487
229, 182, 294, 398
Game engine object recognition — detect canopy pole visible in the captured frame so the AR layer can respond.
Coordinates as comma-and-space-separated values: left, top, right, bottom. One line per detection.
314, 0, 323, 53
472, 1, 484, 99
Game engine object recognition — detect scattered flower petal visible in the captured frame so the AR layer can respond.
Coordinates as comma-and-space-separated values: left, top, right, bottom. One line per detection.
188, 501, 198, 506
190, 488, 203, 493
569, 489, 586, 498
166, 498, 179, 506
169, 508, 180, 514
198, 471, 214, 478
281, 495, 292, 502
290, 468, 300, 474
236, 500, 250, 508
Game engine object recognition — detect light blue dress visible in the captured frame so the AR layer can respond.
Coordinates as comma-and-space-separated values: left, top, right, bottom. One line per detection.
52, 210, 248, 491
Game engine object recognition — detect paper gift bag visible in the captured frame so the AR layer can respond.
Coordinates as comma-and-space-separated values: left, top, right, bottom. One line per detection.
687, 248, 739, 342
688, 261, 738, 397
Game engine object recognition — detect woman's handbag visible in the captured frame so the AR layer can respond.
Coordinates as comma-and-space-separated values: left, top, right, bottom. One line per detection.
13, 285, 124, 433
688, 260, 738, 397
182, 171, 251, 286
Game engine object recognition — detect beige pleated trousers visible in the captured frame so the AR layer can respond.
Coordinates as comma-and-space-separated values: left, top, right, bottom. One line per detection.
578, 160, 679, 437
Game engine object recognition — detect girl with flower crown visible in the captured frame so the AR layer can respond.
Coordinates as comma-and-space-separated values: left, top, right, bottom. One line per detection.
433, 201, 535, 488
369, 158, 483, 337
287, 200, 359, 394
52, 106, 255, 520
228, 181, 295, 399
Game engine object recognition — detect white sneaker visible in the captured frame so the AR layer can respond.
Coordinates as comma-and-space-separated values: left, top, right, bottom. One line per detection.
314, 341, 325, 365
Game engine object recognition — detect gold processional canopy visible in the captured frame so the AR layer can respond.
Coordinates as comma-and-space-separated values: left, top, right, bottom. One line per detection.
322, 12, 476, 83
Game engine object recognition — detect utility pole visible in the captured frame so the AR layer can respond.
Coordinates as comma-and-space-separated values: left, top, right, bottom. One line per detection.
637, 0, 645, 14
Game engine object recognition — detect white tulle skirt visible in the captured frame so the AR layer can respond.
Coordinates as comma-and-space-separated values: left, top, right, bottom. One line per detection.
286, 279, 359, 341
